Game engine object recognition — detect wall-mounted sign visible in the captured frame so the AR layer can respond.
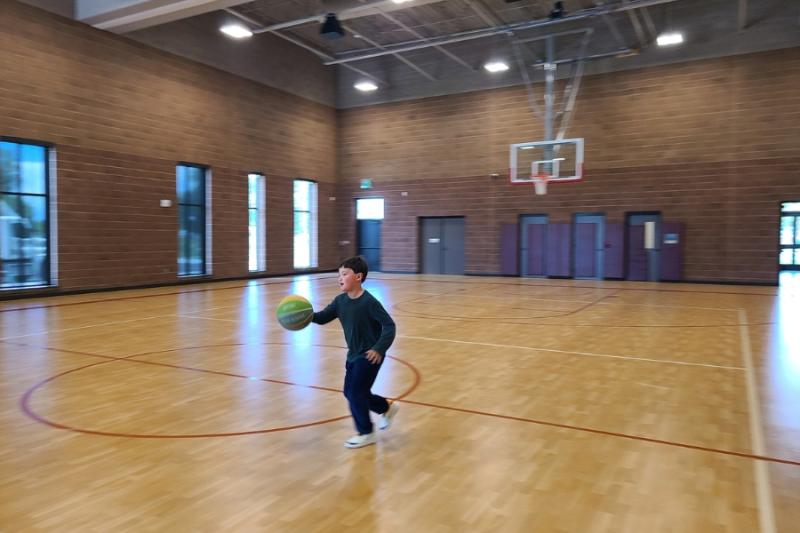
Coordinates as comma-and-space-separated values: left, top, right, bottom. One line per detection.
360, 179, 373, 189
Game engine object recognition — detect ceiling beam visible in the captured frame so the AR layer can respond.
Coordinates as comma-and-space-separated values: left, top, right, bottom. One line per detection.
225, 8, 386, 86
343, 24, 438, 81
242, 0, 450, 33
325, 0, 681, 66
78, 0, 255, 32
79, 0, 450, 34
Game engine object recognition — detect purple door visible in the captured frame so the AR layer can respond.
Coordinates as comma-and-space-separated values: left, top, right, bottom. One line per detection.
574, 223, 597, 278
627, 225, 647, 280
660, 222, 683, 281
526, 224, 547, 276
546, 223, 571, 277
604, 222, 624, 279
500, 224, 519, 276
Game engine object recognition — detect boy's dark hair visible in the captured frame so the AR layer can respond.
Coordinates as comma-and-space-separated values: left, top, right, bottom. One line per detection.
339, 256, 369, 281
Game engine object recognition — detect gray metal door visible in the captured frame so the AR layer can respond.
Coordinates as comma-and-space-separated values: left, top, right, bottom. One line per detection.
421, 218, 442, 274
442, 217, 465, 275
420, 217, 464, 274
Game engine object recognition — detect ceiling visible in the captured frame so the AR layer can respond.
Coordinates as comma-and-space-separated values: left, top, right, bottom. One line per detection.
21, 0, 800, 107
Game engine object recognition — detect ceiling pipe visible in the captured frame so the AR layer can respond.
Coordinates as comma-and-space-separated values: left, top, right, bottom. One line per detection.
224, 8, 386, 85
252, 0, 450, 33
323, 0, 681, 66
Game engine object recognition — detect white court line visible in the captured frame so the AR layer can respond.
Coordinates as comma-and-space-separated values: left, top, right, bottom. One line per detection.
397, 334, 744, 370
738, 309, 776, 533
0, 315, 168, 342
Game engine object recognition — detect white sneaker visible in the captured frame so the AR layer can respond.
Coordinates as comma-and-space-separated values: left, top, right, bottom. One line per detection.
378, 402, 399, 431
344, 432, 376, 449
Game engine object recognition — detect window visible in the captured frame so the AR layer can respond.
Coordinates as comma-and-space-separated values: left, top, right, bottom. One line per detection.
177, 164, 207, 276
780, 202, 800, 270
248, 173, 266, 272
0, 140, 50, 288
356, 198, 384, 220
293, 180, 317, 269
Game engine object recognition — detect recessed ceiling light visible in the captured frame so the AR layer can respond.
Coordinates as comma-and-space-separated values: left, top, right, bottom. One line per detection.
354, 81, 378, 92
220, 24, 253, 39
484, 61, 509, 73
656, 32, 683, 46
392, 0, 414, 4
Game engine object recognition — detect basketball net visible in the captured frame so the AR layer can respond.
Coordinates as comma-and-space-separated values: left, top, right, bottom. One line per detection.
533, 173, 550, 195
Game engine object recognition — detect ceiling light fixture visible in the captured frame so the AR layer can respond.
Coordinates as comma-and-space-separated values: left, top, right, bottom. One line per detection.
484, 61, 509, 73
354, 81, 378, 92
220, 24, 253, 39
656, 32, 684, 46
320, 13, 346, 39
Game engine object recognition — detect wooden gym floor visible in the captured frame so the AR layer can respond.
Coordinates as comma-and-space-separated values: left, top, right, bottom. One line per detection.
1, 273, 799, 532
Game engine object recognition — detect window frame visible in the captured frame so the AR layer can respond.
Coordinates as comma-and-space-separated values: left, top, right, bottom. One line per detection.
248, 172, 267, 273
0, 136, 53, 289
176, 162, 208, 277
293, 179, 318, 270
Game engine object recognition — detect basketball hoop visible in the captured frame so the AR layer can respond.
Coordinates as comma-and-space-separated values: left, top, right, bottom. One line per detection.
533, 173, 550, 195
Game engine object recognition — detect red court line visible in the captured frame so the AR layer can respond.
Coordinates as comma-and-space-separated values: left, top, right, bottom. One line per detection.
396, 398, 800, 467
394, 289, 622, 321
14, 340, 800, 466
17, 342, 421, 439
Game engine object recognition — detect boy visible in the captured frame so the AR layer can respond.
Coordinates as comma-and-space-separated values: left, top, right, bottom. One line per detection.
312, 256, 399, 448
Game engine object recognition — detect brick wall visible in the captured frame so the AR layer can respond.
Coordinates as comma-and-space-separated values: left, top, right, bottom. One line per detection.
338, 48, 800, 284
1, 1, 339, 293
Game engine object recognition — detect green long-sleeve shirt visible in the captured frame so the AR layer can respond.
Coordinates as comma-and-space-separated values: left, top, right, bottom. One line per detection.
312, 290, 396, 362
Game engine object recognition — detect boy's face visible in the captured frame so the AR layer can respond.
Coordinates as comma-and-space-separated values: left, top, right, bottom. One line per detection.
338, 267, 363, 292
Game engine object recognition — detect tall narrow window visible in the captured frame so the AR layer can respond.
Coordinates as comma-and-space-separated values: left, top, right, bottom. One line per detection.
0, 140, 50, 288
293, 179, 317, 269
177, 164, 207, 276
780, 202, 800, 271
248, 173, 266, 272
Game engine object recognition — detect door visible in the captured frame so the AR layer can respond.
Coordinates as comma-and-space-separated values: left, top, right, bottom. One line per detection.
442, 217, 465, 275
626, 213, 662, 281
520, 215, 548, 277
573, 214, 605, 279
420, 217, 465, 274
357, 219, 381, 271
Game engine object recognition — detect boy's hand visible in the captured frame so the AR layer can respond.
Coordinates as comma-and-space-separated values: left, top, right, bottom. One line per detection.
365, 350, 383, 364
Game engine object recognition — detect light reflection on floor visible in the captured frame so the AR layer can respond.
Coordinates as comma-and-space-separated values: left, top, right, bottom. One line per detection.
770, 272, 800, 437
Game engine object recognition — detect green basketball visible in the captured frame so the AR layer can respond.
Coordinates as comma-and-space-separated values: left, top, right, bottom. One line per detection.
276, 295, 314, 331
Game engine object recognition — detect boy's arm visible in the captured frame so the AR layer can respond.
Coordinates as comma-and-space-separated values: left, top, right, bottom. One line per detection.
370, 299, 396, 355
312, 298, 338, 325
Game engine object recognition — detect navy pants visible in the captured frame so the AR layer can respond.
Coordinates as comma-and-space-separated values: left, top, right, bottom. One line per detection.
344, 357, 390, 435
